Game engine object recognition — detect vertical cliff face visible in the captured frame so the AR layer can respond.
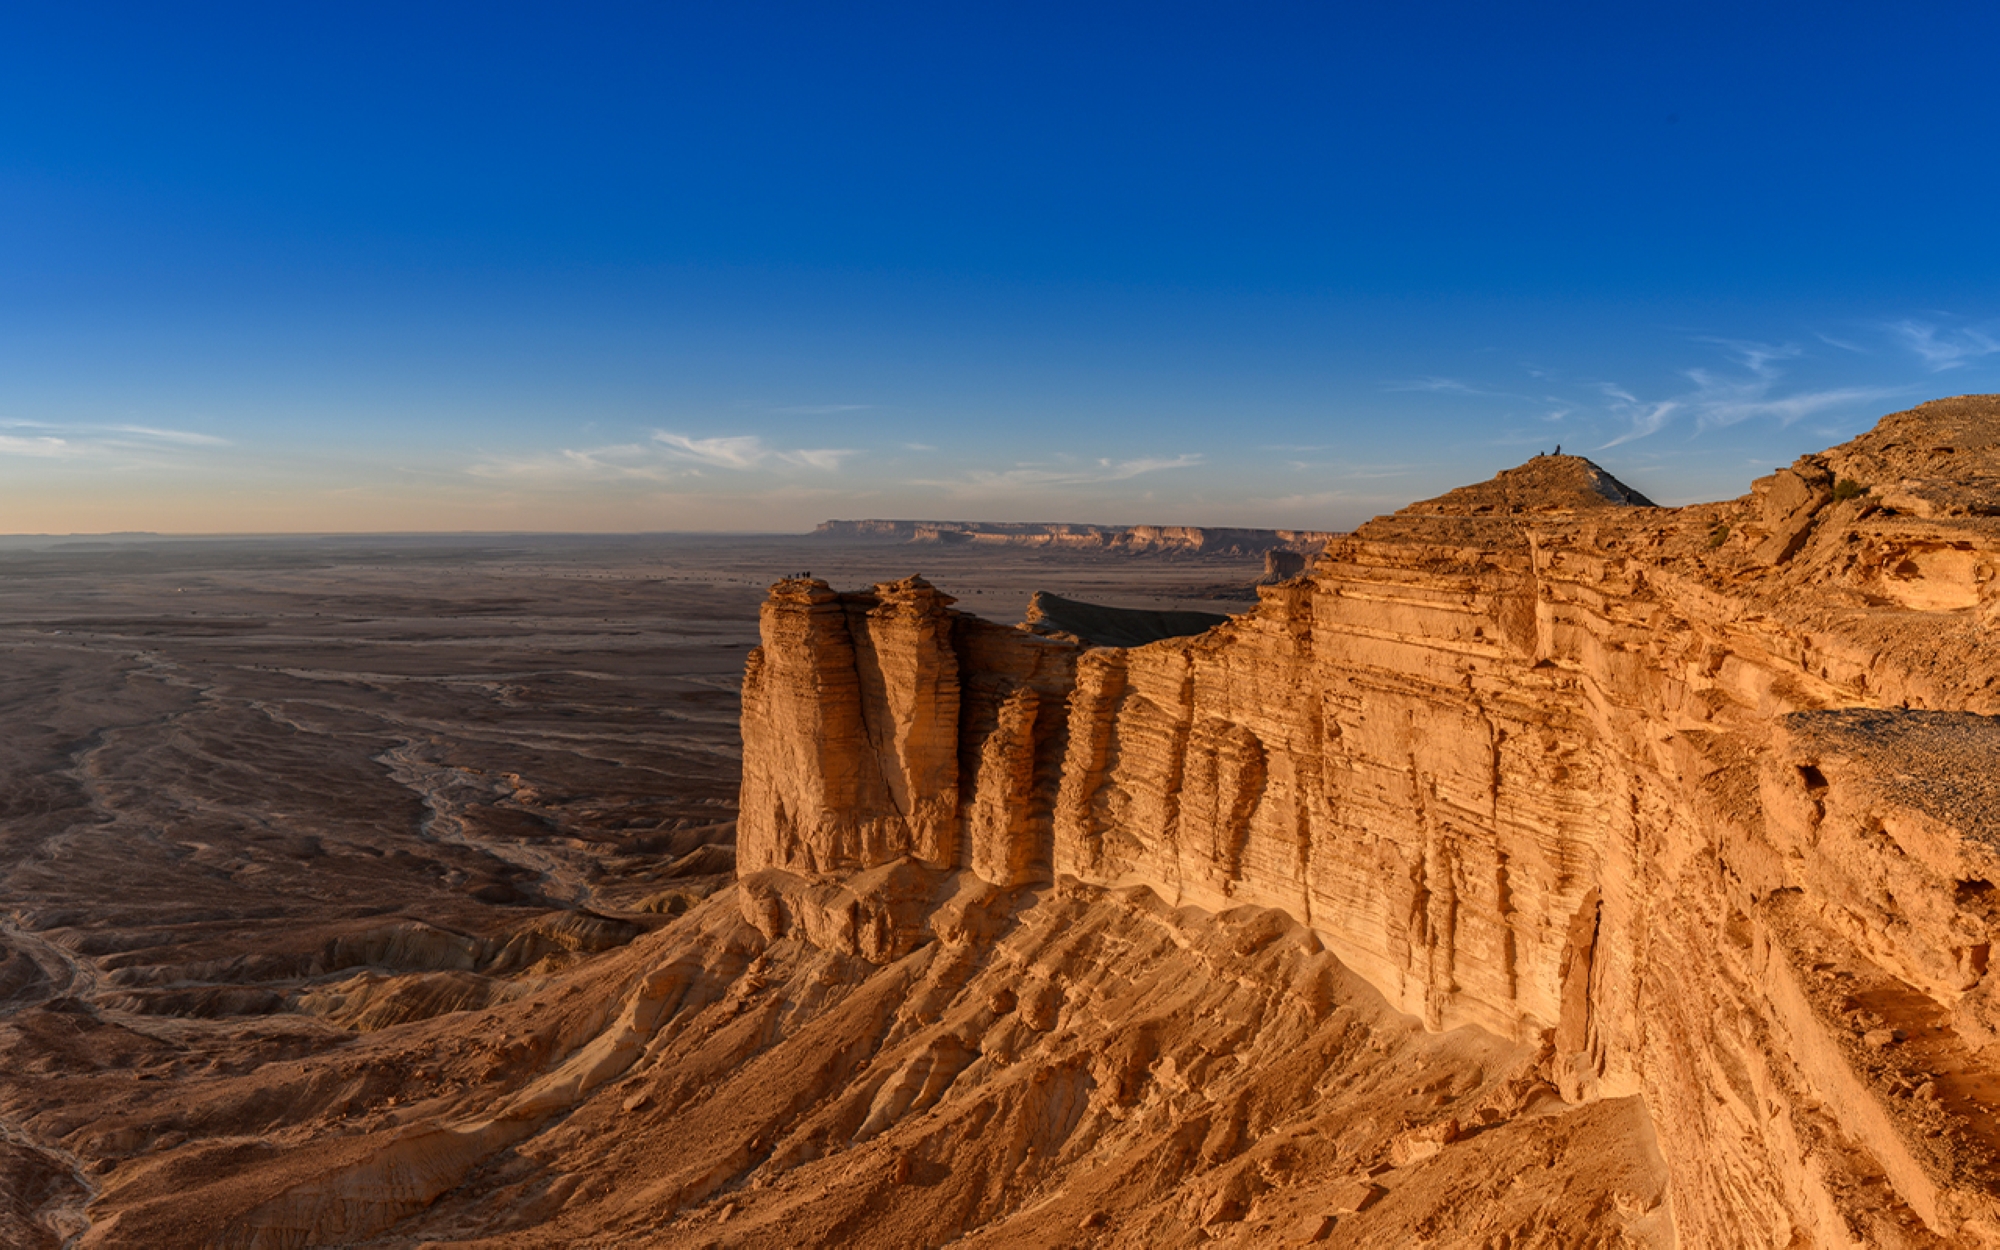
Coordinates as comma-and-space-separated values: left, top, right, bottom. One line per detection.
738, 398, 2000, 1246
953, 616, 1080, 886
739, 575, 962, 873
740, 576, 1082, 886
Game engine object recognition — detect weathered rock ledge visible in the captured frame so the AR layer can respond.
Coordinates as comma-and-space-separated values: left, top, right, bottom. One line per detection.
743, 397, 2000, 1246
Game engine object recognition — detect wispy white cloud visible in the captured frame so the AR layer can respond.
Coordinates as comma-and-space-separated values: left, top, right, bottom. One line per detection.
653, 431, 853, 471
1399, 350, 1870, 451
1109, 454, 1204, 477
1385, 376, 1489, 395
973, 454, 1203, 487
1687, 375, 1903, 431
1271, 453, 1416, 476
920, 453, 1204, 493
1815, 332, 1869, 355
1258, 487, 1400, 508
111, 424, 230, 446
651, 433, 773, 470
1384, 377, 1569, 410
1386, 377, 1557, 404
1694, 337, 1801, 379
789, 448, 850, 470
1889, 319, 2000, 371
468, 431, 856, 485
468, 443, 672, 482
1587, 378, 1688, 448
0, 420, 230, 460
1594, 335, 1910, 447
0, 434, 82, 458
768, 403, 873, 416
1669, 338, 1904, 433
1597, 401, 1680, 449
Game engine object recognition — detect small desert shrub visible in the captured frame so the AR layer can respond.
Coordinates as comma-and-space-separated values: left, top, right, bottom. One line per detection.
1706, 524, 1730, 549
1832, 478, 1867, 502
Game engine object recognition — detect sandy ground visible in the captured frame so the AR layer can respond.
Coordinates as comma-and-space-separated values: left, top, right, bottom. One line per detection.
0, 534, 1266, 1245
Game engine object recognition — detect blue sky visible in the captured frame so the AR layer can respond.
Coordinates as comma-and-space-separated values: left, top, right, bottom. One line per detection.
3, 2, 1998, 533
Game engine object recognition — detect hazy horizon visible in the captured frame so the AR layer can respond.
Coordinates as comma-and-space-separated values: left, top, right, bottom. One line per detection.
6, 5, 1998, 534
0, 419, 1931, 541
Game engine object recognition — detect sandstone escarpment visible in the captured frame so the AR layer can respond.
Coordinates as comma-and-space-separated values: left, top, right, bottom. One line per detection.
738, 576, 966, 875
814, 519, 1338, 556
742, 398, 2000, 1246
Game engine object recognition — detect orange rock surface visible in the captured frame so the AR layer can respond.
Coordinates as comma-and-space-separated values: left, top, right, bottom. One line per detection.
736, 397, 2000, 1246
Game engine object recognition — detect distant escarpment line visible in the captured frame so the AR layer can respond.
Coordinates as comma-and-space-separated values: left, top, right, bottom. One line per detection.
812, 519, 1339, 556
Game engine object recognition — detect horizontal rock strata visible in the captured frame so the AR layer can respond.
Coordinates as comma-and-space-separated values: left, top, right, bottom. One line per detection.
812, 519, 1338, 555
743, 397, 2000, 1246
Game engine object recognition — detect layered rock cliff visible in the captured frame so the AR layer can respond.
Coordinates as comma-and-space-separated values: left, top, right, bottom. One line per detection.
813, 519, 1338, 556
742, 397, 2000, 1246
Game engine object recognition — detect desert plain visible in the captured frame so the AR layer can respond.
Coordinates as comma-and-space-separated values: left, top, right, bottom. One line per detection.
12, 398, 2000, 1248
0, 532, 1316, 1246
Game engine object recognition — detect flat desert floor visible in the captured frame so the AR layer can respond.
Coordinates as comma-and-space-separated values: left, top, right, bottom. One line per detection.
0, 534, 1266, 1245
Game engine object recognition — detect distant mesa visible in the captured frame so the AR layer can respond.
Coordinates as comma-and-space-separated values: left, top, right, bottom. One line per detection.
812, 518, 1338, 556
1259, 548, 1310, 584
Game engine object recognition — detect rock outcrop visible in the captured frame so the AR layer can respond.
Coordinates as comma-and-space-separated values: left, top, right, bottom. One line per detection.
742, 400, 2000, 1246
1022, 590, 1230, 648
813, 519, 1338, 556
1260, 547, 1310, 583
740, 576, 1081, 889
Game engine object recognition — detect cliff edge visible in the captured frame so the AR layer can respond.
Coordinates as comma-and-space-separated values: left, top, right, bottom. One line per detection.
738, 397, 2000, 1246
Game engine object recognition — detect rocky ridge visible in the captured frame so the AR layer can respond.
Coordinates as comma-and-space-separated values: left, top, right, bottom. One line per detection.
741, 397, 2000, 1246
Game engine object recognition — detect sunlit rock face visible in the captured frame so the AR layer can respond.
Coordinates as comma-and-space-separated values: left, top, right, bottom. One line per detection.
738, 575, 966, 875
739, 397, 2000, 1246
